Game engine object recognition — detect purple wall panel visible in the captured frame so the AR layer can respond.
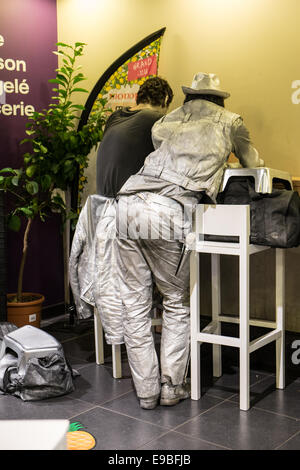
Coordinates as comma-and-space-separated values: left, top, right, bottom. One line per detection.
1, 0, 64, 308
0, 0, 58, 167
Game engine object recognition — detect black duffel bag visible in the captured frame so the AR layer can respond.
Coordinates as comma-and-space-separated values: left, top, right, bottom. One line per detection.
215, 177, 300, 248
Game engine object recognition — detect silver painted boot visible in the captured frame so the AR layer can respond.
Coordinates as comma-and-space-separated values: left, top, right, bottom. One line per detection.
160, 381, 191, 406
139, 395, 159, 410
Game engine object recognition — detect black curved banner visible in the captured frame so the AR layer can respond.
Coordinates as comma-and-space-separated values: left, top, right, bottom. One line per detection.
71, 27, 166, 212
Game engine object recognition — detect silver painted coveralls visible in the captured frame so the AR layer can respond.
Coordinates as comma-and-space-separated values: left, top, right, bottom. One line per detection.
116, 99, 263, 399
69, 195, 107, 320
69, 195, 125, 344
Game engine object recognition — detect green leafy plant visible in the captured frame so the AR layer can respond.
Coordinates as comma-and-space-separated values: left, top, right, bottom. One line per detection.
0, 42, 110, 303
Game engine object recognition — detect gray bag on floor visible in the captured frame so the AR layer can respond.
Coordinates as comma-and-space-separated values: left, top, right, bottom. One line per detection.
0, 324, 77, 401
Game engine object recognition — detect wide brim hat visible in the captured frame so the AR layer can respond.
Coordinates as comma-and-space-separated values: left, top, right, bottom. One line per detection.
182, 72, 230, 99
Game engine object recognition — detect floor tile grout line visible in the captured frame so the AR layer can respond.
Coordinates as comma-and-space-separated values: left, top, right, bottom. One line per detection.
70, 389, 135, 410
60, 330, 95, 344
67, 357, 114, 369
95, 389, 135, 407
218, 381, 300, 420
223, 391, 299, 421
166, 397, 299, 450
274, 429, 300, 450
64, 395, 110, 409
205, 392, 232, 400
135, 428, 177, 450
168, 397, 230, 434
72, 362, 94, 371
249, 373, 278, 387
59, 335, 84, 344
134, 417, 232, 451
206, 388, 300, 421
100, 393, 233, 434
205, 370, 296, 406
251, 404, 299, 422
135, 427, 232, 451
207, 392, 238, 401
67, 404, 100, 421
168, 429, 233, 450
91, 391, 229, 434
67, 356, 91, 367
97, 404, 172, 430
199, 370, 279, 401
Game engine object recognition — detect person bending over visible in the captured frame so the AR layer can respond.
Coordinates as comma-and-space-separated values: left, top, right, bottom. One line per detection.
115, 72, 264, 410
96, 76, 173, 197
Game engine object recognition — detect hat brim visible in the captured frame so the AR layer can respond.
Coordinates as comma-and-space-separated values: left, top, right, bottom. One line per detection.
182, 86, 230, 99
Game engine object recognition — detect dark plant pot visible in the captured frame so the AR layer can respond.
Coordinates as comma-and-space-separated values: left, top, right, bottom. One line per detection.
6, 293, 45, 328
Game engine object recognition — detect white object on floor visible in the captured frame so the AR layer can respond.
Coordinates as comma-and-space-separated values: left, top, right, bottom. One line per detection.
0, 419, 69, 450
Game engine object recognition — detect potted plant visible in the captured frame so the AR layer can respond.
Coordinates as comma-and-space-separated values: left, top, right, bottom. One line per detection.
0, 41, 109, 327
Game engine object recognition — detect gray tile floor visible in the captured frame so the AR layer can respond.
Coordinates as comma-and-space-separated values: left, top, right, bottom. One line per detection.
0, 318, 299, 451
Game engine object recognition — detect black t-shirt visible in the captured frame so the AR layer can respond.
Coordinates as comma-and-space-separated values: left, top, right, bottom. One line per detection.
96, 107, 164, 197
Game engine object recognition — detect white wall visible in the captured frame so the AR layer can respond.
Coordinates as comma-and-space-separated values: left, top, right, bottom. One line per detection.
58, 0, 300, 176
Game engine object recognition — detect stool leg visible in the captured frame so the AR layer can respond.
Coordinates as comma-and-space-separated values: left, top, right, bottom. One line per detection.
94, 308, 104, 365
212, 254, 222, 377
239, 247, 250, 411
190, 250, 201, 400
276, 249, 285, 390
112, 344, 122, 379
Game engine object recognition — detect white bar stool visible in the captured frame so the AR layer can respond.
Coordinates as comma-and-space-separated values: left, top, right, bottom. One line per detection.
94, 308, 123, 378
189, 204, 285, 411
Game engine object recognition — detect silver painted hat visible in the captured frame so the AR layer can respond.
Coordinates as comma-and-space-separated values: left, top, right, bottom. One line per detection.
182, 72, 230, 98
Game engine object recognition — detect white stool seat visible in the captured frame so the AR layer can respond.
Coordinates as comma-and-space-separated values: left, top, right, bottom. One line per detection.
0, 325, 61, 375
189, 204, 285, 411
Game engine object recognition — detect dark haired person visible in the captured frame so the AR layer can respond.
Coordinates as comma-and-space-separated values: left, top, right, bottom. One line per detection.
88, 76, 172, 356
115, 72, 264, 410
96, 76, 173, 197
